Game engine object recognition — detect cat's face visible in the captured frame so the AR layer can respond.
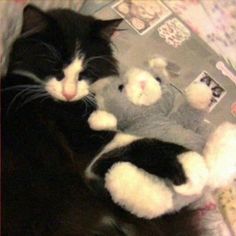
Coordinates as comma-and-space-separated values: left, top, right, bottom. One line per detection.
8, 5, 122, 102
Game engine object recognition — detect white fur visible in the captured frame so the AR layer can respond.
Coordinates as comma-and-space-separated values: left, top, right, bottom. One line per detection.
185, 82, 212, 110
46, 56, 88, 101
124, 68, 162, 106
204, 122, 236, 189
46, 78, 89, 101
85, 133, 139, 180
105, 162, 173, 219
148, 56, 169, 79
88, 110, 117, 131
173, 151, 209, 196
148, 57, 167, 68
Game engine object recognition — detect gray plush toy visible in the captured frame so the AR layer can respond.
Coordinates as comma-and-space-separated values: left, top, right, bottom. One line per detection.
86, 58, 236, 219
89, 58, 213, 153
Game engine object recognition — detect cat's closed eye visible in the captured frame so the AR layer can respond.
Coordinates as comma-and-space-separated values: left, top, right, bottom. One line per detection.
55, 72, 65, 81
78, 72, 88, 81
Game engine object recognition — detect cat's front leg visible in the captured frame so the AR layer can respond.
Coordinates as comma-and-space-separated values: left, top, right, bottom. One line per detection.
86, 136, 188, 186
88, 110, 117, 131
87, 138, 208, 199
173, 152, 209, 196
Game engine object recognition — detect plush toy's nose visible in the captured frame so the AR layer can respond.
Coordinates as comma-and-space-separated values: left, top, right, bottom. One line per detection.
140, 80, 146, 90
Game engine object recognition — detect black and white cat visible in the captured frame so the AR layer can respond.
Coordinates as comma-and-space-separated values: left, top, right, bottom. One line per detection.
2, 5, 201, 236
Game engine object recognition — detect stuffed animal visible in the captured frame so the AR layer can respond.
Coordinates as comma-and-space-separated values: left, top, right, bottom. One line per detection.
85, 58, 236, 219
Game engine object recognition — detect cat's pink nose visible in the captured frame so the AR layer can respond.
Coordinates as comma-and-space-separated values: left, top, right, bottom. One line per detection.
62, 91, 76, 101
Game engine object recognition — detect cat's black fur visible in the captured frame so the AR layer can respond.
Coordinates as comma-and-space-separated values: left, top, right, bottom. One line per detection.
2, 5, 203, 236
91, 138, 188, 185
8, 5, 120, 82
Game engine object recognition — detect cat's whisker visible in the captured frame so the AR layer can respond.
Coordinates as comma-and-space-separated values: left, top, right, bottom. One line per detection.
11, 60, 24, 67
6, 88, 40, 115
84, 97, 94, 107
2, 85, 43, 92
81, 99, 89, 117
82, 68, 104, 80
87, 92, 95, 99
29, 39, 62, 61
85, 64, 118, 79
40, 96, 50, 104
83, 97, 91, 106
86, 94, 96, 107
83, 55, 106, 66
87, 95, 96, 104
35, 55, 58, 64
84, 55, 117, 70
15, 92, 50, 112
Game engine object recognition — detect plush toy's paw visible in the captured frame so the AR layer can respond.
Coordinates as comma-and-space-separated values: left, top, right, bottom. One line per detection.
185, 82, 212, 110
173, 152, 209, 196
204, 122, 236, 189
105, 162, 173, 219
88, 110, 117, 131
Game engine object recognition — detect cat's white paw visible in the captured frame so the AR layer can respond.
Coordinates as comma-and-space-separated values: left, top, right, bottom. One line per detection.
204, 122, 236, 189
173, 151, 209, 196
105, 162, 173, 219
88, 110, 117, 131
185, 82, 212, 110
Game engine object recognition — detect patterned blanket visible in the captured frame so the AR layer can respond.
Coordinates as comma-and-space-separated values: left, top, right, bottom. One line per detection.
1, 0, 235, 235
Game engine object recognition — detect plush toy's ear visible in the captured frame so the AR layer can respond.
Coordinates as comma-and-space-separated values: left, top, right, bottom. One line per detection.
90, 77, 112, 94
166, 61, 181, 77
21, 4, 49, 35
94, 18, 123, 40
148, 57, 169, 82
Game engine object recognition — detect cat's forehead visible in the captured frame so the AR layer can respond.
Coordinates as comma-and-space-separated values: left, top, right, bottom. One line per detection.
48, 10, 93, 39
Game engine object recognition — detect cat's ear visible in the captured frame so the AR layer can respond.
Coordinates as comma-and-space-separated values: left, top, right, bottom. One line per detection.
95, 19, 123, 40
21, 4, 49, 35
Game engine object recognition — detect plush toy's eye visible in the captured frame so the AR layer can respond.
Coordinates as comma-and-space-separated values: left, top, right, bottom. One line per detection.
155, 77, 162, 83
118, 84, 124, 92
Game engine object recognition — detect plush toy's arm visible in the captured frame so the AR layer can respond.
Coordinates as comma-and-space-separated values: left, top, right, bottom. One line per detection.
88, 110, 118, 131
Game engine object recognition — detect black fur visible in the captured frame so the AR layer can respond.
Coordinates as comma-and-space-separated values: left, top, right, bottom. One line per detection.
92, 138, 188, 185
2, 5, 202, 236
8, 5, 121, 82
